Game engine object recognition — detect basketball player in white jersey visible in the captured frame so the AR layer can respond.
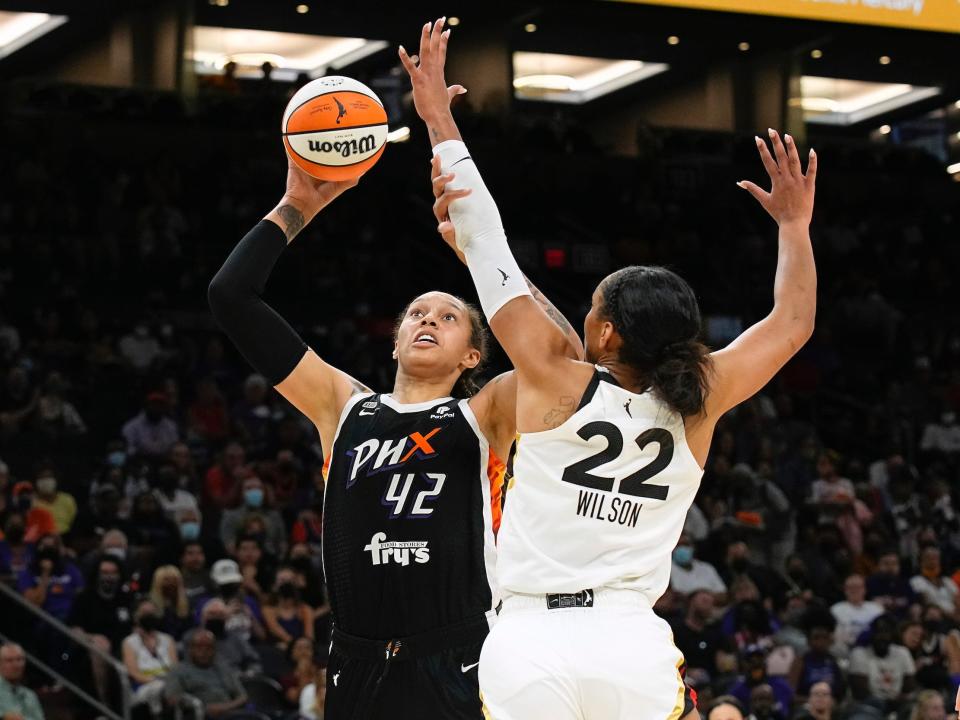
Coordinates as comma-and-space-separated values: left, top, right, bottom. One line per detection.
402, 19, 817, 719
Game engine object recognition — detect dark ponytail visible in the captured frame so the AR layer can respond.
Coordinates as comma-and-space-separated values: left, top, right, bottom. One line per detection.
600, 266, 711, 417
393, 295, 490, 399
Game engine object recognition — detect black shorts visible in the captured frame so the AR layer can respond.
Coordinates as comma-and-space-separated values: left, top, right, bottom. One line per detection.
324, 615, 489, 720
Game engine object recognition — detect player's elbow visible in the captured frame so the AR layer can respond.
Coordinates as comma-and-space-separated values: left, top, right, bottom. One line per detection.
207, 271, 238, 321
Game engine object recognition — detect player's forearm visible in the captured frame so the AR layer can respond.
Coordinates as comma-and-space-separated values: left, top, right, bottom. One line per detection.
425, 111, 463, 146
265, 196, 312, 244
207, 220, 308, 385
770, 219, 816, 345
524, 276, 584, 360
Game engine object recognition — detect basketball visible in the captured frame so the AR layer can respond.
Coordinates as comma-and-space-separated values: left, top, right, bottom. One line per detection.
282, 76, 388, 182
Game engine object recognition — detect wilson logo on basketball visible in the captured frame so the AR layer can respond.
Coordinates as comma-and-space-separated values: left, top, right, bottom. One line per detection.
307, 135, 377, 158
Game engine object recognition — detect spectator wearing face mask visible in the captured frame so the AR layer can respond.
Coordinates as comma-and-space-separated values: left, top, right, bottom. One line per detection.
122, 599, 177, 715
196, 598, 261, 675
671, 534, 728, 602
263, 566, 314, 650
31, 469, 76, 535
849, 615, 915, 710
128, 491, 179, 551
154, 463, 198, 520
197, 559, 266, 643
219, 476, 286, 557
67, 555, 134, 701
911, 547, 959, 617
9, 482, 55, 542
18, 534, 83, 621
179, 542, 216, 611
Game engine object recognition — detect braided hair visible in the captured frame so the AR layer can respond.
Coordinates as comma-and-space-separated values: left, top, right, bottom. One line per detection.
599, 266, 711, 417
393, 295, 490, 398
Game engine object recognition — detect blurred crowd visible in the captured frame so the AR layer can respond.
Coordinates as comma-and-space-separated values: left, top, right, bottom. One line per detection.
0, 77, 958, 720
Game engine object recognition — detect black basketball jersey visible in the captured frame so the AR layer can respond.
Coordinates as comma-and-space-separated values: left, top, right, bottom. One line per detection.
323, 392, 504, 639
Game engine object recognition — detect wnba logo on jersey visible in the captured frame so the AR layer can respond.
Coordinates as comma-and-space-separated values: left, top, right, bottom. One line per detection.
364, 532, 431, 566
346, 429, 441, 485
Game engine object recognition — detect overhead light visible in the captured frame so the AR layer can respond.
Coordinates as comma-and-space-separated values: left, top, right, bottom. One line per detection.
0, 11, 68, 60
191, 27, 388, 81
879, 55, 891, 65
810, 49, 823, 59
879, 124, 891, 134
948, 162, 960, 175
797, 76, 941, 126
387, 126, 410, 143
524, 23, 537, 33
738, 41, 750, 52
667, 35, 680, 45
513, 51, 669, 104
295, 4, 309, 13
955, 100, 960, 109
448, 16, 460, 26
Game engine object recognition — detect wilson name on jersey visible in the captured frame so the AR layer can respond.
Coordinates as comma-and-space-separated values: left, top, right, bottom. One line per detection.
323, 393, 503, 639
496, 367, 704, 603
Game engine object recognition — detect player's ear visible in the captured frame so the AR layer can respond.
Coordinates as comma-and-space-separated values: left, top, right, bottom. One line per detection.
459, 347, 481, 371
598, 321, 619, 353
391, 340, 399, 361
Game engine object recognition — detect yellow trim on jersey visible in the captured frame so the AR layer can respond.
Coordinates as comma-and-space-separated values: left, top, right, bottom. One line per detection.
480, 690, 492, 720
666, 653, 687, 720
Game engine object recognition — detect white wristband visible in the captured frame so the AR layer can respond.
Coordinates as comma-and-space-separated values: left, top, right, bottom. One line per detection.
432, 140, 530, 320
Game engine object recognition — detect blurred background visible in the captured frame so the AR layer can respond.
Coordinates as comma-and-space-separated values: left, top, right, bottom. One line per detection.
0, 1, 957, 719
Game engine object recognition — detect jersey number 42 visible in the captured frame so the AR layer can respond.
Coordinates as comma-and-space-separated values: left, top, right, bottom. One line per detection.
561, 422, 673, 500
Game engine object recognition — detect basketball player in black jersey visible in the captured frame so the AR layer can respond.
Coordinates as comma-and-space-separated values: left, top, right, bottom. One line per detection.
207, 92, 582, 719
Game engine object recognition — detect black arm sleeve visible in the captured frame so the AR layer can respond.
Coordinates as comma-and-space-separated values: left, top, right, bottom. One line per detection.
208, 220, 308, 385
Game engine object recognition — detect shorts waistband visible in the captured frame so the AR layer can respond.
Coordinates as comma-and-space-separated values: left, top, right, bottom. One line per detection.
331, 612, 491, 662
501, 587, 652, 612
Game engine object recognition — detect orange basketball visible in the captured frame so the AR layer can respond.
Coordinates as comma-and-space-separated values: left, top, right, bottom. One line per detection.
282, 76, 388, 182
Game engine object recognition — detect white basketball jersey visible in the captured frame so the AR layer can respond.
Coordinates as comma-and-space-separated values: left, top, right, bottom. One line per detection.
496, 367, 704, 604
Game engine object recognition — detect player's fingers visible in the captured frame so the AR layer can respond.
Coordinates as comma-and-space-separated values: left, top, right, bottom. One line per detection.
438, 29, 450, 66
432, 172, 455, 197
783, 134, 802, 177
447, 85, 467, 101
805, 148, 818, 185
768, 128, 789, 170
430, 154, 441, 180
755, 135, 779, 178
398, 45, 418, 76
737, 180, 770, 208
437, 220, 454, 235
435, 189, 471, 216
419, 21, 432, 61
431, 17, 446, 58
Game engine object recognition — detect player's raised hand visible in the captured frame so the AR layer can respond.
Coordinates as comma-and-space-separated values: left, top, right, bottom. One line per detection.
282, 155, 359, 218
738, 129, 817, 226
398, 18, 467, 123
430, 154, 471, 258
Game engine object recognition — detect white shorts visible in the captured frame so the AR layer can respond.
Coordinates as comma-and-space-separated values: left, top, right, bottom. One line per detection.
479, 588, 694, 720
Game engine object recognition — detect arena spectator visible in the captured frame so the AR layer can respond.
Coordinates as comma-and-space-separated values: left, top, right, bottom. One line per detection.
31, 468, 76, 535
122, 598, 178, 714
831, 574, 885, 654
168, 442, 199, 491
180, 541, 216, 610
747, 684, 783, 720
0, 513, 33, 577
18, 534, 83, 621
0, 642, 43, 720
263, 565, 314, 649
122, 393, 179, 460
203, 442, 247, 511
910, 547, 959, 616
31, 372, 86, 439
197, 599, 261, 675
849, 615, 915, 710
281, 636, 319, 706
187, 378, 230, 445
707, 697, 746, 720
671, 534, 728, 600
10, 482, 55, 541
728, 646, 793, 714
118, 324, 161, 373
71, 485, 135, 554
298, 663, 326, 720
794, 611, 846, 700
920, 411, 960, 456
200, 559, 265, 643
219, 476, 286, 556
909, 689, 946, 720
794, 681, 834, 720
128, 491, 179, 551
163, 630, 248, 716
232, 374, 273, 456
154, 462, 199, 520
671, 590, 729, 682
866, 550, 915, 616
148, 565, 193, 640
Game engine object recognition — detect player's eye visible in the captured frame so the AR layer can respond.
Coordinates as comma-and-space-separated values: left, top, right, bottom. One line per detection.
442, 313, 456, 321
410, 309, 423, 318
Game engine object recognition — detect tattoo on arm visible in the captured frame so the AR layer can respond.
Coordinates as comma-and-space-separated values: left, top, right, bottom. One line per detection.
429, 126, 440, 142
542, 396, 576, 429
276, 204, 305, 242
525, 277, 573, 335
